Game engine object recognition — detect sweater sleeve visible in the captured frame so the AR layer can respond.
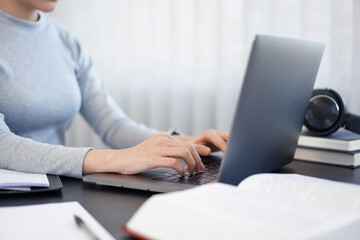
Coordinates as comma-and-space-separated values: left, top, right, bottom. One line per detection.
68, 32, 158, 149
0, 114, 91, 178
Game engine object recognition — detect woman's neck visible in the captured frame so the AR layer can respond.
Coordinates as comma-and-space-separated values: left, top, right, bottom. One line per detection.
0, 0, 39, 22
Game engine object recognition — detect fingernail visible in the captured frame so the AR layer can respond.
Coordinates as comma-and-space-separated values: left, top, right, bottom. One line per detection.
201, 163, 205, 170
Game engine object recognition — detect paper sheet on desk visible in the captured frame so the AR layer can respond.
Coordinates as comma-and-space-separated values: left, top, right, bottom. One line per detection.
0, 169, 49, 188
0, 202, 115, 240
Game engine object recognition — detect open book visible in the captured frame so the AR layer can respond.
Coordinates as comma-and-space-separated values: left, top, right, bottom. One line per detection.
123, 174, 360, 240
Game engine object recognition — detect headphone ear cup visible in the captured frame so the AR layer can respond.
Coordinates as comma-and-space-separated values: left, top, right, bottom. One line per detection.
344, 114, 360, 135
304, 89, 346, 136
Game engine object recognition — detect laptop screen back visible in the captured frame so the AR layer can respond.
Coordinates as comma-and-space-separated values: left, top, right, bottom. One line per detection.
218, 35, 325, 185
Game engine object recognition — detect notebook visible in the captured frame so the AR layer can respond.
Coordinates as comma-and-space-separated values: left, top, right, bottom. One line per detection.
0, 169, 62, 195
0, 169, 49, 191
83, 34, 325, 192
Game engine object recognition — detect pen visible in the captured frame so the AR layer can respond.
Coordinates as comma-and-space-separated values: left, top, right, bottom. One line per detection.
74, 214, 100, 240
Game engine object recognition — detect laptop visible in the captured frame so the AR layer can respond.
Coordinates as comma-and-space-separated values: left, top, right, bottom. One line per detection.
83, 35, 325, 192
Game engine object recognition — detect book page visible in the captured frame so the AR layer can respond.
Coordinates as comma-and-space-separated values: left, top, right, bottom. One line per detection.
128, 175, 360, 239
238, 173, 360, 214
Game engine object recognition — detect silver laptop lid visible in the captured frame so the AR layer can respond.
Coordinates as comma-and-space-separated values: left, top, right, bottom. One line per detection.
218, 35, 325, 185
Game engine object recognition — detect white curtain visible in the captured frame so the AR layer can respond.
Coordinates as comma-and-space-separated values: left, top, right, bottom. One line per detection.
49, 0, 360, 149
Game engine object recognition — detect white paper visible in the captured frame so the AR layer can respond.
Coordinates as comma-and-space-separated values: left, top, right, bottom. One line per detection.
0, 169, 49, 188
0, 202, 115, 240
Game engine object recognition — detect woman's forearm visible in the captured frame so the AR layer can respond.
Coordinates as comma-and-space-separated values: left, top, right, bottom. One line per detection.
82, 149, 120, 175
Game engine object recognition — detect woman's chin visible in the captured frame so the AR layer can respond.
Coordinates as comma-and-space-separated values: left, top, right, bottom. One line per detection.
38, 2, 58, 12
24, 0, 58, 13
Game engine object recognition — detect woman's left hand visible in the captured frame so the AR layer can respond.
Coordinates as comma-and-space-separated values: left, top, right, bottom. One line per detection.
174, 129, 229, 156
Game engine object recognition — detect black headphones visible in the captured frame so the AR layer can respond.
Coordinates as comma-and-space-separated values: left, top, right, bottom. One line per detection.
304, 89, 360, 136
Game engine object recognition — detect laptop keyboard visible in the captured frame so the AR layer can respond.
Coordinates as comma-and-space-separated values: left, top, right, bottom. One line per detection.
150, 160, 221, 185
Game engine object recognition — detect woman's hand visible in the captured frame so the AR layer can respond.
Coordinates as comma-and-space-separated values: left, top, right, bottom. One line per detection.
83, 129, 229, 176
175, 129, 229, 156
83, 132, 205, 176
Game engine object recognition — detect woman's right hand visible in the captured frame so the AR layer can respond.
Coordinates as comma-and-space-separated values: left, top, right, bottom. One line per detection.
82, 132, 205, 176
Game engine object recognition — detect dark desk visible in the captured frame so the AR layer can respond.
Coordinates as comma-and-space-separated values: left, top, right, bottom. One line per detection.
1, 160, 360, 239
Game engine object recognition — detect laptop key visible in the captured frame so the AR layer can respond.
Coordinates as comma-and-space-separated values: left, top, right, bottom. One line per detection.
150, 160, 221, 185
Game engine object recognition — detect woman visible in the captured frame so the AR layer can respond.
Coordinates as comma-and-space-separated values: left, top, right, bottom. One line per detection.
0, 0, 228, 178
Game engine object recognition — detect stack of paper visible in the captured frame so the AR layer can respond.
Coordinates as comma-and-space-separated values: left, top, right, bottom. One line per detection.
0, 169, 49, 191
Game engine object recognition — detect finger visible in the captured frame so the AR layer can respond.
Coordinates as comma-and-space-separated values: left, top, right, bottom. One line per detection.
205, 130, 227, 152
216, 130, 229, 141
160, 139, 203, 173
195, 144, 211, 156
157, 157, 185, 176
182, 142, 203, 172
157, 146, 196, 174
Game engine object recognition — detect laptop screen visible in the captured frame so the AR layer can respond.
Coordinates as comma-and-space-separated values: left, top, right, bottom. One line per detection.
218, 35, 325, 185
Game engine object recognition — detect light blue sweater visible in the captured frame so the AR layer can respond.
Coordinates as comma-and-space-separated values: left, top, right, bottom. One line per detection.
0, 10, 158, 178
